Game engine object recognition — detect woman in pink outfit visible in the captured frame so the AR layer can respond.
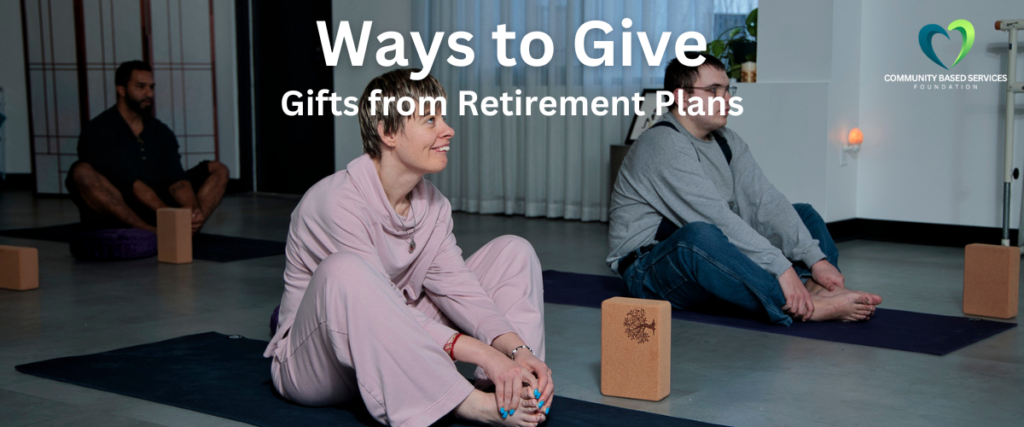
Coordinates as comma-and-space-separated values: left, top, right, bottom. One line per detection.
264, 69, 553, 427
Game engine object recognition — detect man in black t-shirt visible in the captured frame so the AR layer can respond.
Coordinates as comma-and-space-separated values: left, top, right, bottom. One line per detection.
67, 61, 228, 234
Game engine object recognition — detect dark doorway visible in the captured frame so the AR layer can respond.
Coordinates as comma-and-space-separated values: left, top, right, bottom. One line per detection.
251, 0, 334, 194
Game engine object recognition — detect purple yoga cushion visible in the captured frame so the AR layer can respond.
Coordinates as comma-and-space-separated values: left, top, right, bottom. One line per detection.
270, 304, 281, 337
70, 228, 158, 261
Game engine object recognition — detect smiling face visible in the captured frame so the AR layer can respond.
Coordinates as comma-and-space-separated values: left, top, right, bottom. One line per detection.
379, 112, 453, 176
358, 69, 449, 164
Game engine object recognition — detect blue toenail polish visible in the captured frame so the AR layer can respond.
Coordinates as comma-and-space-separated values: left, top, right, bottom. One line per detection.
534, 389, 540, 399
545, 407, 549, 414
539, 400, 544, 407
509, 410, 515, 416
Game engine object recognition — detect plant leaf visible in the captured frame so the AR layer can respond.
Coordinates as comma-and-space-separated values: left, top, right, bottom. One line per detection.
746, 8, 758, 39
728, 27, 742, 40
716, 26, 741, 40
709, 40, 727, 57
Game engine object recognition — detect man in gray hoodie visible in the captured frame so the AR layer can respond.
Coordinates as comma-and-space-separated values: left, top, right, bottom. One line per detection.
608, 55, 882, 325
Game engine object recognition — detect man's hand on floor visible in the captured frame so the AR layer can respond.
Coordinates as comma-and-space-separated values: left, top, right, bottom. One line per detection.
810, 260, 845, 292
779, 268, 814, 322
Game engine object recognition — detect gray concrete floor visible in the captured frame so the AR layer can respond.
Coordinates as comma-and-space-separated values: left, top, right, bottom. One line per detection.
0, 190, 1021, 427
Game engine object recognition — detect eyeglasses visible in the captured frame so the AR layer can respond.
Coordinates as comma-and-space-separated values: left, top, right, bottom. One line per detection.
683, 85, 738, 97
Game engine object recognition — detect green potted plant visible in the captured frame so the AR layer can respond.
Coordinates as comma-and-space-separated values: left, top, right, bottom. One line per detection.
708, 8, 757, 80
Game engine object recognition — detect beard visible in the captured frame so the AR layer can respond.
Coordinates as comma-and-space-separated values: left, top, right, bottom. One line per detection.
125, 95, 153, 115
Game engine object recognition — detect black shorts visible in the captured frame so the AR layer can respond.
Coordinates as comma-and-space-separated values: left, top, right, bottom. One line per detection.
66, 160, 211, 228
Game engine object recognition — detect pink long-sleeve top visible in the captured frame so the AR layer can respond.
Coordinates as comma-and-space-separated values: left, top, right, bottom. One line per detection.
264, 154, 517, 358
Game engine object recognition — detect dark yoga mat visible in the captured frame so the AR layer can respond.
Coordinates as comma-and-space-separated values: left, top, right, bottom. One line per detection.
0, 223, 285, 262
542, 270, 1017, 356
15, 332, 725, 427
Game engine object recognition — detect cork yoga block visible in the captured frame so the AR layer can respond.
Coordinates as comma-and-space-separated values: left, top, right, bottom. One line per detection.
0, 245, 39, 291
601, 297, 671, 401
157, 208, 192, 264
963, 244, 1019, 319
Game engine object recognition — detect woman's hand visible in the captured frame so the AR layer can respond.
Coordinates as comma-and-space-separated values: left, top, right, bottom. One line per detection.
478, 348, 534, 418
512, 351, 553, 415
451, 334, 537, 418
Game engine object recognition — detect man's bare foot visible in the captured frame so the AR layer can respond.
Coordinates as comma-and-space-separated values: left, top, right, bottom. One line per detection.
806, 278, 883, 305
454, 389, 544, 427
809, 291, 877, 322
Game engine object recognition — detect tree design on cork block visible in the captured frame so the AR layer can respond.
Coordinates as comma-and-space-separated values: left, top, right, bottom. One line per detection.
624, 308, 657, 344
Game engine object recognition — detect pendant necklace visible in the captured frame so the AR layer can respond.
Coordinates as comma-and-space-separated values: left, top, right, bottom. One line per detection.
397, 198, 417, 253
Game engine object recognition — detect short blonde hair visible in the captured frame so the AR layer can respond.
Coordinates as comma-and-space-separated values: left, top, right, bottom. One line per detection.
358, 69, 447, 158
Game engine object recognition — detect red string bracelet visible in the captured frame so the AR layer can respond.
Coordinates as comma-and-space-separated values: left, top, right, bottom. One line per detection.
443, 335, 455, 359
448, 333, 463, 361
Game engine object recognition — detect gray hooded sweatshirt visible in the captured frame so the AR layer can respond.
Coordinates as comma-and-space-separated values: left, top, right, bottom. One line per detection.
607, 113, 826, 276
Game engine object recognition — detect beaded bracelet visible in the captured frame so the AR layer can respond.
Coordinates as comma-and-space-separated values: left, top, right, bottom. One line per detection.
509, 344, 534, 360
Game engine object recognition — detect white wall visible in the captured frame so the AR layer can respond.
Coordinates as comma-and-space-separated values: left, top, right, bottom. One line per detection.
757, 0, 833, 83
728, 82, 830, 212
824, 0, 862, 221
331, 0, 413, 170
756, 0, 1023, 227
858, 0, 1024, 228
0, 1, 31, 174
731, 0, 858, 222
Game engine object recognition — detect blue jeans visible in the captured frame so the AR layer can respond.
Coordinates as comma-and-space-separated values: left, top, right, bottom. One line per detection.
621, 204, 838, 326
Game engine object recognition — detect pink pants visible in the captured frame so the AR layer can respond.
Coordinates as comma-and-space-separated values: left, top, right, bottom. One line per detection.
271, 236, 545, 427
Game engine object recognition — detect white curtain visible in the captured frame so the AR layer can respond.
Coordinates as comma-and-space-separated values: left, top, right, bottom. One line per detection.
414, 0, 756, 221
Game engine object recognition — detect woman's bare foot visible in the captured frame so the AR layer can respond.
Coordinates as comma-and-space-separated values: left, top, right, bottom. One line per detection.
809, 291, 877, 322
470, 383, 546, 416
454, 389, 545, 427
516, 388, 542, 413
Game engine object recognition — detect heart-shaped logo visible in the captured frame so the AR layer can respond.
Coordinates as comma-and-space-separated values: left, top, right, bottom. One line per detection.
919, 19, 975, 69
